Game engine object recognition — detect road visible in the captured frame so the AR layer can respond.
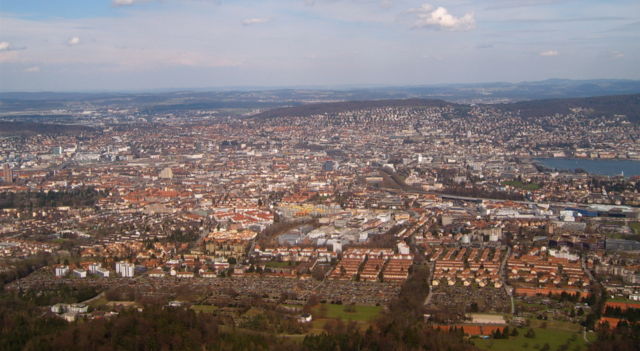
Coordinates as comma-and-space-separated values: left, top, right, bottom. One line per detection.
500, 246, 515, 315
80, 291, 105, 305
423, 261, 436, 306
581, 256, 595, 282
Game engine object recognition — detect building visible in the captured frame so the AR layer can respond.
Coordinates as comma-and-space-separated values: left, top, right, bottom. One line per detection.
68, 304, 89, 314
115, 261, 135, 277
397, 242, 411, 255
159, 167, 173, 179
51, 303, 89, 322
55, 265, 69, 277
148, 268, 165, 278
2, 164, 12, 183
73, 269, 87, 278
298, 313, 313, 323
88, 263, 101, 274
176, 271, 194, 279
96, 267, 110, 278
200, 270, 217, 278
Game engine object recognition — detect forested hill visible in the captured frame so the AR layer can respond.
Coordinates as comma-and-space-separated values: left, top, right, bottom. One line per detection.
494, 94, 640, 122
250, 98, 458, 119
251, 94, 640, 123
0, 121, 93, 136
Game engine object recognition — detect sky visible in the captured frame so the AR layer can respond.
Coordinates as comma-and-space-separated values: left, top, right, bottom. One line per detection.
0, 0, 639, 91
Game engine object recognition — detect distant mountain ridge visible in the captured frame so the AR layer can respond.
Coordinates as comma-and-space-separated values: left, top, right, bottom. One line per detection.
0, 94, 638, 136
2, 79, 640, 113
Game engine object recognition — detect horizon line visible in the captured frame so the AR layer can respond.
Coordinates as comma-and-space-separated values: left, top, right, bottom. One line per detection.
1, 78, 640, 95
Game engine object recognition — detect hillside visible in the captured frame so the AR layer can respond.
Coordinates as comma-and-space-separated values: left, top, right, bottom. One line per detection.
0, 121, 93, 136
250, 98, 458, 119
494, 94, 640, 122
250, 94, 640, 123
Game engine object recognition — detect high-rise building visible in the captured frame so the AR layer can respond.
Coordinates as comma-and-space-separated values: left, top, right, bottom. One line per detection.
115, 261, 135, 277
2, 164, 12, 183
55, 265, 69, 277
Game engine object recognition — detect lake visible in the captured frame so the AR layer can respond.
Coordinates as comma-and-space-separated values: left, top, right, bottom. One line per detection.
534, 158, 640, 177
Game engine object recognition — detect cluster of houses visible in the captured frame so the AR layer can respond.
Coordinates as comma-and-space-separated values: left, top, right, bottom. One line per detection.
328, 248, 414, 283
252, 246, 338, 263
210, 207, 274, 232
430, 247, 504, 288
204, 229, 258, 260
0, 238, 58, 257
508, 247, 591, 297
147, 263, 225, 279
599, 300, 640, 328
50, 303, 89, 322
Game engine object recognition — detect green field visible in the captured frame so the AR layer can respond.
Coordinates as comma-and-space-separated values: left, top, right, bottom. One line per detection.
515, 301, 547, 311
473, 319, 594, 351
264, 261, 295, 268
528, 319, 581, 332
473, 327, 589, 351
503, 180, 541, 191
314, 304, 382, 321
85, 295, 108, 309
607, 297, 640, 304
191, 304, 219, 313
310, 304, 383, 332
630, 222, 640, 235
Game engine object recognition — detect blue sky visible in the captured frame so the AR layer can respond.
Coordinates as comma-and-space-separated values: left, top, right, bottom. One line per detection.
0, 0, 638, 91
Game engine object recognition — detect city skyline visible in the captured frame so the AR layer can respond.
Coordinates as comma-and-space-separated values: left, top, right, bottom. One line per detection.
1, 0, 639, 91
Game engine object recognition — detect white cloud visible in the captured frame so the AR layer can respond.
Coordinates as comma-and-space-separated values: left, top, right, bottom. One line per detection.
112, 0, 160, 6
24, 66, 40, 73
68, 36, 81, 46
539, 50, 558, 56
411, 4, 475, 31
113, 0, 135, 6
242, 18, 270, 26
0, 42, 18, 63
611, 51, 624, 59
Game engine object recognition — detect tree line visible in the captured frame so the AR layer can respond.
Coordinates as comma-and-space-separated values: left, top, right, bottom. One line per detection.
0, 187, 105, 209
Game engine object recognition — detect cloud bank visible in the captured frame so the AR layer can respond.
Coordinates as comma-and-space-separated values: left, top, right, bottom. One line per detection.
412, 4, 475, 31
0, 0, 637, 91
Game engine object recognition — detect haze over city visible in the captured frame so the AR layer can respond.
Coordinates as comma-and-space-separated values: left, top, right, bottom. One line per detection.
1, 0, 639, 91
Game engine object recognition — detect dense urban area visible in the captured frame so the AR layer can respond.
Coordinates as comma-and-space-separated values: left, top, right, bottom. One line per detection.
1, 93, 640, 351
